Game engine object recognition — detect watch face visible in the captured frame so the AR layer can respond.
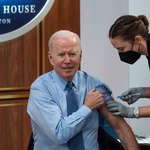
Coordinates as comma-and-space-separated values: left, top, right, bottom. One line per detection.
134, 109, 139, 114
134, 107, 139, 118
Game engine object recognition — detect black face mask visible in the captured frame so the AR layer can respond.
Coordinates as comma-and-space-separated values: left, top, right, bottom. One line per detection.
119, 43, 141, 64
119, 51, 141, 64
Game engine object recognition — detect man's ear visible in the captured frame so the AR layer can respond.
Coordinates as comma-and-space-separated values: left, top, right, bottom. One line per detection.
48, 52, 53, 66
79, 50, 82, 62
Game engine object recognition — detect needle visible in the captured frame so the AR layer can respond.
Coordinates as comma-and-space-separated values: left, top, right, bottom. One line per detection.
117, 93, 141, 99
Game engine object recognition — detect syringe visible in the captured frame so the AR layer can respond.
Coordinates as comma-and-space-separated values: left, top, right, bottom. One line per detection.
117, 93, 141, 99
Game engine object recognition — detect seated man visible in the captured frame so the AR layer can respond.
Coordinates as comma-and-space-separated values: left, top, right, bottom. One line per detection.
27, 30, 139, 150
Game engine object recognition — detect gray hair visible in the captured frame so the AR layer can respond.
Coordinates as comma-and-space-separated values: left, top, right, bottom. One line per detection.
48, 30, 81, 52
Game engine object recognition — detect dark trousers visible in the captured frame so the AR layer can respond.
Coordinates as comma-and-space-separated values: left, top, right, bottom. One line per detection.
27, 132, 34, 150
27, 126, 124, 150
98, 126, 124, 150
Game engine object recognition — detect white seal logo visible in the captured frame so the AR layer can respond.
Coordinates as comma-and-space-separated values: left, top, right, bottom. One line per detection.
0, 0, 55, 42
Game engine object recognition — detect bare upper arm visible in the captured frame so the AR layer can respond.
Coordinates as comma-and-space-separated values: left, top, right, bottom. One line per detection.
99, 98, 128, 133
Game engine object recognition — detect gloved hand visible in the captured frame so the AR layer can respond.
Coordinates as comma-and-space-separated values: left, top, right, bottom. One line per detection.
120, 87, 145, 105
106, 100, 133, 118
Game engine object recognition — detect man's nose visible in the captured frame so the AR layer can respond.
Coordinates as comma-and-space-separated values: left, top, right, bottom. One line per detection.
64, 55, 71, 62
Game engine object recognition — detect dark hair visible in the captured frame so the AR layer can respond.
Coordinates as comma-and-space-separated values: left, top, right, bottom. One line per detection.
109, 15, 149, 42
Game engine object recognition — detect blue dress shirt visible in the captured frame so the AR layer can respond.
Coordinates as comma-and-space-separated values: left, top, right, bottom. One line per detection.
27, 70, 112, 150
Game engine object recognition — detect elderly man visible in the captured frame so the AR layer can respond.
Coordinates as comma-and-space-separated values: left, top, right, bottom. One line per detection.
27, 30, 139, 150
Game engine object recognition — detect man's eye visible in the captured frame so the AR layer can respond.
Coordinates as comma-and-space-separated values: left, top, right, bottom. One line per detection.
70, 53, 76, 56
58, 53, 64, 57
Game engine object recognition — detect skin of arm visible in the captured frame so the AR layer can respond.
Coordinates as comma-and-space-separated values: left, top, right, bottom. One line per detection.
99, 98, 140, 150
133, 87, 150, 118
135, 105, 150, 118
144, 87, 150, 98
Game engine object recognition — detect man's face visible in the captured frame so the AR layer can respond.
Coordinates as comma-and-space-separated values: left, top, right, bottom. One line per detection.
48, 37, 82, 81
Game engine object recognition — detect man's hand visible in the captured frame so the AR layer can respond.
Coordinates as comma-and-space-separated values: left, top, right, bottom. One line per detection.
106, 100, 133, 118
84, 88, 105, 110
120, 87, 145, 104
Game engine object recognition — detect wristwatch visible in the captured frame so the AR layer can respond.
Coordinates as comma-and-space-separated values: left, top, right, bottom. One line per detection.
133, 107, 140, 119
